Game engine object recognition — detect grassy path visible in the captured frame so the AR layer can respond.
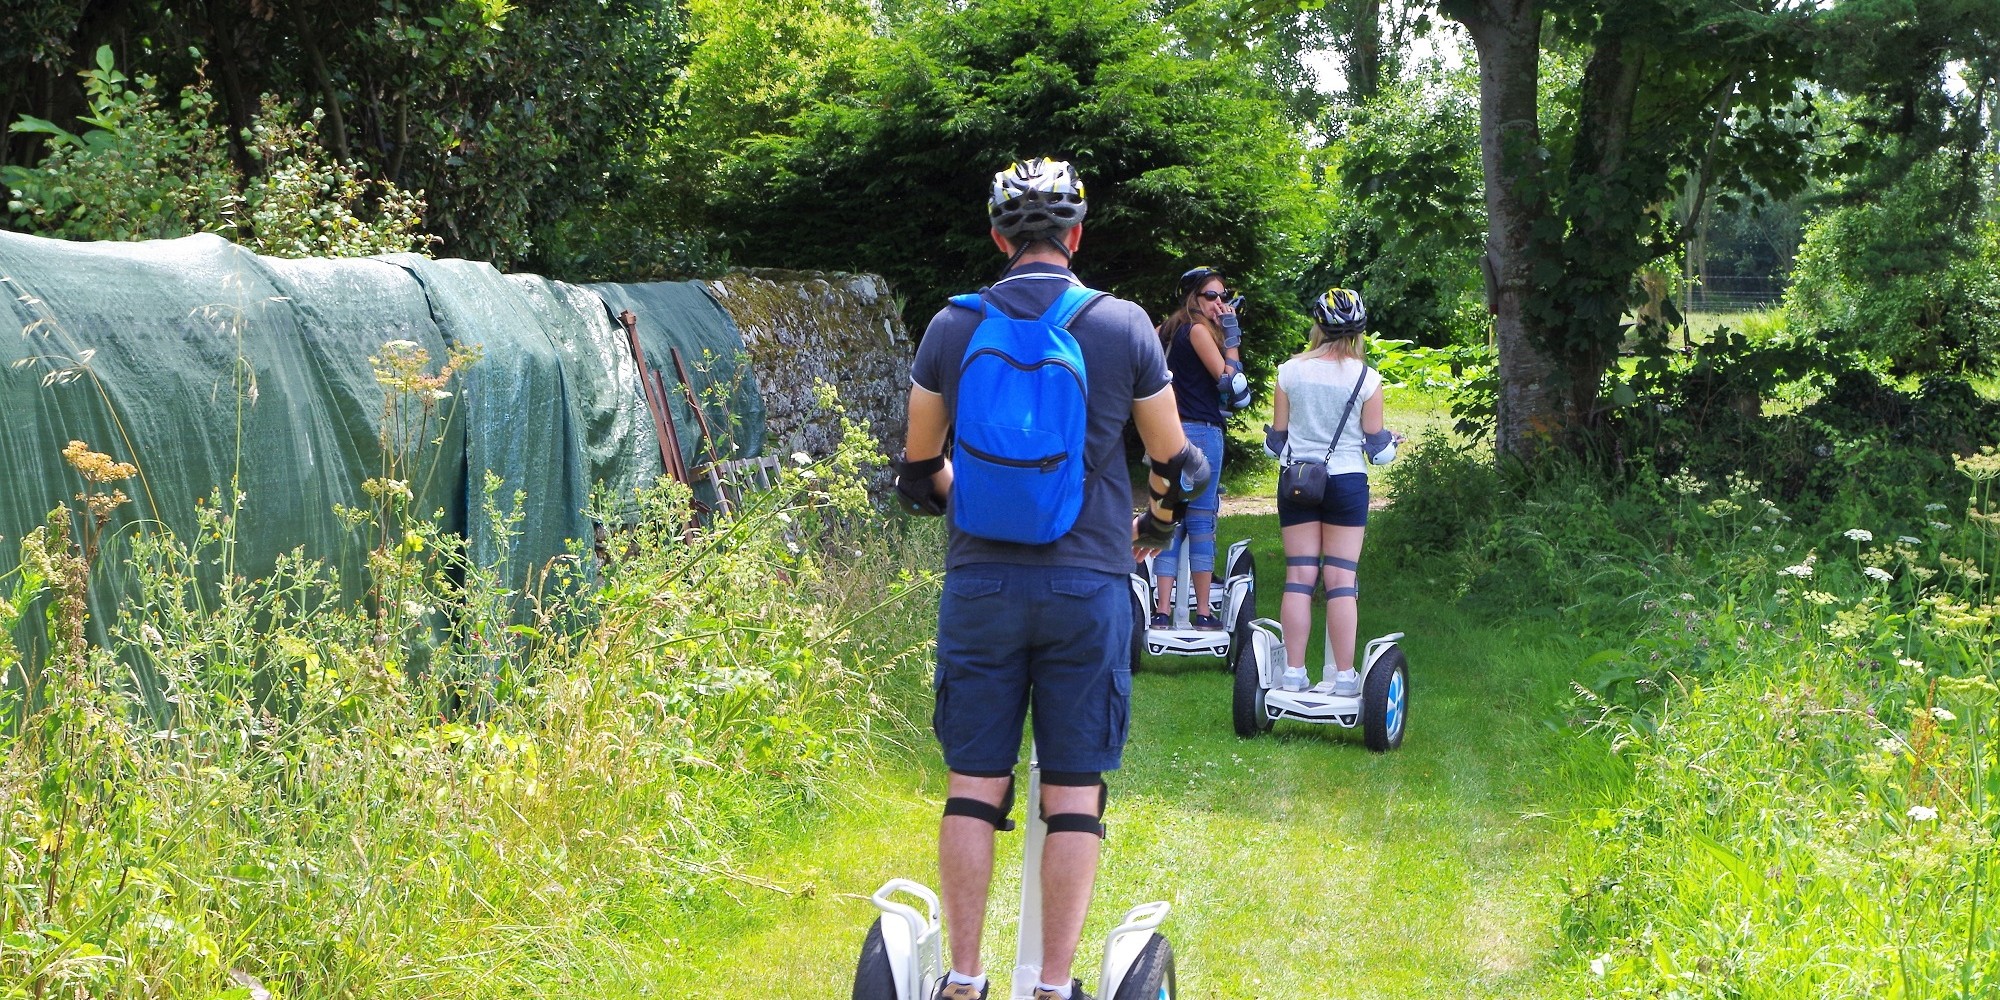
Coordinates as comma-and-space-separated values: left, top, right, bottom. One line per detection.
647, 512, 1593, 998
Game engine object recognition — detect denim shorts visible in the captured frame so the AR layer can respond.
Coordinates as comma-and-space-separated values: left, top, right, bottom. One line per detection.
933, 563, 1132, 774
1277, 471, 1370, 527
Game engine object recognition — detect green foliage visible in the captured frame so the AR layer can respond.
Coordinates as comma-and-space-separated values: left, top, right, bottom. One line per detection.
1318, 64, 1489, 349
3, 48, 427, 257
706, 0, 1316, 377
1786, 153, 2000, 375
2, 47, 238, 242
0, 1, 692, 275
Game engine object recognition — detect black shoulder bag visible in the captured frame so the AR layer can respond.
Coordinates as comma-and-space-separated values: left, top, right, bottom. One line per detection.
1277, 366, 1369, 506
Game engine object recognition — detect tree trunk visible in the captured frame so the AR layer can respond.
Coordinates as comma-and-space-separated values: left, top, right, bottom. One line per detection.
1453, 0, 1562, 461
1349, 0, 1383, 102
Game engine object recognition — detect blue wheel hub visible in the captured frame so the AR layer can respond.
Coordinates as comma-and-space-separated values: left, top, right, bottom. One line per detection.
1385, 667, 1406, 739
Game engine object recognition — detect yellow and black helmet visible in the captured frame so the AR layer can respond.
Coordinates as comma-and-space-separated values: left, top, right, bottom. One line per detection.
988, 158, 1088, 241
1311, 287, 1367, 334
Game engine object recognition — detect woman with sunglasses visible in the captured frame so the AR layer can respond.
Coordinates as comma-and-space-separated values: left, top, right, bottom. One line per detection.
1149, 266, 1241, 630
1263, 287, 1401, 694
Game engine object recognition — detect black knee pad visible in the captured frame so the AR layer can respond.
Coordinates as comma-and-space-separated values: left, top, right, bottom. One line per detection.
944, 772, 1017, 832
1039, 771, 1108, 839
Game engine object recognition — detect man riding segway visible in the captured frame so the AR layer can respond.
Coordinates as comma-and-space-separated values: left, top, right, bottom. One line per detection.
887, 157, 1205, 1000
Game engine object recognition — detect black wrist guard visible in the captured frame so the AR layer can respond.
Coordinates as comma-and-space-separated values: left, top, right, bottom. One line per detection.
1147, 441, 1213, 519
892, 451, 946, 516
1134, 509, 1176, 549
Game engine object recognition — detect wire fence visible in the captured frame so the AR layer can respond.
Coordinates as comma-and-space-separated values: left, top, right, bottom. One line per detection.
1684, 274, 1786, 314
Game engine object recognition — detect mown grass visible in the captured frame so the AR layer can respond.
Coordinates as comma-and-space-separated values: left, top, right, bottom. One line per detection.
642, 504, 1603, 999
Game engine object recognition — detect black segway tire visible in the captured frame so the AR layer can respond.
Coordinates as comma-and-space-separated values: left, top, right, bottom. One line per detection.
1223, 585, 1255, 673
1130, 587, 1146, 673
1231, 630, 1269, 737
1362, 644, 1410, 752
1228, 544, 1255, 582
852, 916, 898, 1000
1112, 934, 1177, 1000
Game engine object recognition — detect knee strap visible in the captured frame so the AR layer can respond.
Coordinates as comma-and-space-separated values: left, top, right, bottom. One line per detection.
944, 776, 1017, 832
1285, 556, 1321, 567
1040, 772, 1108, 839
1283, 582, 1317, 596
1325, 586, 1358, 600
1323, 556, 1358, 572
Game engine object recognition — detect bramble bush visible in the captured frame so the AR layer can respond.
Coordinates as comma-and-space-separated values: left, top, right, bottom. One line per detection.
0, 358, 934, 999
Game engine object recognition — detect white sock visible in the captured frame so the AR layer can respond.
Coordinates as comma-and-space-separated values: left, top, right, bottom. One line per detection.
948, 969, 987, 991
1036, 982, 1072, 998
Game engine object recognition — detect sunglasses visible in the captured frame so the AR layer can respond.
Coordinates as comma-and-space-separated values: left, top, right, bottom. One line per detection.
1197, 289, 1236, 301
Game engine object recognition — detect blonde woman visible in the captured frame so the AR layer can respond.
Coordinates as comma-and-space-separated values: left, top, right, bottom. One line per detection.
1263, 288, 1401, 694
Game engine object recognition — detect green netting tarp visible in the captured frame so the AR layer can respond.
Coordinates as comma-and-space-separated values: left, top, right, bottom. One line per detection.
0, 233, 457, 629
3, 233, 768, 681
383, 255, 594, 591
587, 280, 767, 469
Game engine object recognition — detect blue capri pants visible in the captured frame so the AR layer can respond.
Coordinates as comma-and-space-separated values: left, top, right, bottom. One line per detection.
1158, 421, 1224, 576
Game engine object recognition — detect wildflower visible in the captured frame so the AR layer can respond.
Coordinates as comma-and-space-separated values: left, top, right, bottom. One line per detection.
1926, 502, 1948, 512
776, 512, 792, 524
1780, 563, 1814, 578
1877, 738, 1903, 754
1899, 657, 1925, 672
1751, 525, 1764, 533
1679, 593, 1695, 602
1772, 544, 1786, 554
1929, 521, 1953, 533
1590, 954, 1612, 977
61, 440, 138, 483
1804, 590, 1838, 606
792, 451, 811, 465
1863, 567, 1894, 583
1931, 707, 1956, 723
1897, 535, 1922, 546
1844, 528, 1873, 542
1907, 805, 1938, 823
1774, 588, 1790, 598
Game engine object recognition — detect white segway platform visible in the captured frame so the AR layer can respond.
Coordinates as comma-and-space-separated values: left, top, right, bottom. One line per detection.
1232, 620, 1408, 751
1130, 538, 1255, 666
853, 747, 1177, 1000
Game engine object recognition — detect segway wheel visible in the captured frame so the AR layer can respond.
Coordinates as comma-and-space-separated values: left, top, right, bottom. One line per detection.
852, 916, 898, 1000
1228, 545, 1255, 582
1362, 645, 1409, 752
1112, 934, 1177, 1000
1130, 587, 1146, 673
1231, 631, 1269, 737
1223, 587, 1255, 673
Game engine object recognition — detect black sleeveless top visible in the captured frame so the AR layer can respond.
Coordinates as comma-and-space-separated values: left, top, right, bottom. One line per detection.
1166, 321, 1225, 426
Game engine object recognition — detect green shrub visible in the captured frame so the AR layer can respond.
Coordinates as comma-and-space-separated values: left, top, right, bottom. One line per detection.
4, 47, 427, 257
1372, 436, 1503, 560
1784, 153, 2000, 376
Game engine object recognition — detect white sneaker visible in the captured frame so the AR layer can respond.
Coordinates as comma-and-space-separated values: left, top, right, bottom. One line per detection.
1330, 669, 1361, 696
1280, 668, 1310, 692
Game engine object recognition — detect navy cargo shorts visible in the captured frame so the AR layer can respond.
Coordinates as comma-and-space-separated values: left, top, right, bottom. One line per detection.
933, 563, 1133, 774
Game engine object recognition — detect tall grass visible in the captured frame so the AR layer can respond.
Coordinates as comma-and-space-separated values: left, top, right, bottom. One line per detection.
0, 366, 937, 999
1387, 439, 2000, 995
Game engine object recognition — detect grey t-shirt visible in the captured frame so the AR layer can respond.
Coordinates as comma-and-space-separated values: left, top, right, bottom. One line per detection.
912, 263, 1171, 575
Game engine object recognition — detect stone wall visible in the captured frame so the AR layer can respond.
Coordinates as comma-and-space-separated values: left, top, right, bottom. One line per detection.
705, 269, 912, 463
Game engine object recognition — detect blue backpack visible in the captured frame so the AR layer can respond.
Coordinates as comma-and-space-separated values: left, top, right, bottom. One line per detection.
948, 284, 1104, 545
